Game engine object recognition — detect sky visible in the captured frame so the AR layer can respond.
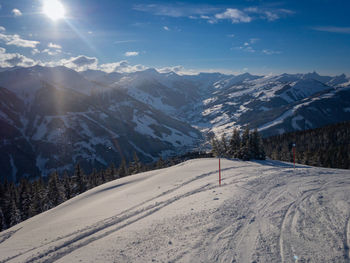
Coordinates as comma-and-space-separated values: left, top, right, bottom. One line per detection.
0, 0, 349, 75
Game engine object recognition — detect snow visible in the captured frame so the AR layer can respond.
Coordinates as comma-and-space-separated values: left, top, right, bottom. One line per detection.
258, 109, 293, 131
1, 158, 349, 262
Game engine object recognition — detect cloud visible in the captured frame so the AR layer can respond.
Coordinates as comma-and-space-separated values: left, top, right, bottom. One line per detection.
233, 38, 259, 53
163, 26, 170, 31
99, 60, 147, 73
42, 48, 62, 56
133, 4, 219, 18
262, 49, 281, 55
0, 26, 5, 32
227, 34, 235, 38
48, 42, 62, 49
157, 65, 185, 74
12, 8, 22, 17
312, 26, 350, 34
71, 55, 97, 66
0, 33, 40, 48
31, 48, 40, 55
0, 51, 36, 67
43, 55, 99, 71
244, 7, 294, 21
125, 51, 139, 57
215, 9, 252, 23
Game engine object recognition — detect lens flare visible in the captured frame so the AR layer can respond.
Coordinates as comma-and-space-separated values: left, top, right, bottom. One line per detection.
43, 0, 65, 21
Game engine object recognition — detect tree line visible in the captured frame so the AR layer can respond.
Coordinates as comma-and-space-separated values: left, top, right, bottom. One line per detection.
263, 121, 350, 169
211, 128, 266, 160
0, 151, 212, 232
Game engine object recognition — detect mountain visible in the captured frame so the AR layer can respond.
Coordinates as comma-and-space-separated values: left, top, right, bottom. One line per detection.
0, 65, 349, 182
1, 158, 350, 262
0, 66, 201, 182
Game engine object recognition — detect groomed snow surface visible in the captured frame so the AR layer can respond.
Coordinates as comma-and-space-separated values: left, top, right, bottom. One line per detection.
1, 158, 350, 263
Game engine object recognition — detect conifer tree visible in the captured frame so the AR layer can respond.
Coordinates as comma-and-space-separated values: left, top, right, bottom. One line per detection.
47, 171, 66, 208
118, 158, 128, 177
0, 207, 6, 231
239, 127, 251, 160
62, 171, 73, 200
229, 128, 241, 157
18, 178, 32, 220
9, 199, 21, 227
72, 164, 86, 196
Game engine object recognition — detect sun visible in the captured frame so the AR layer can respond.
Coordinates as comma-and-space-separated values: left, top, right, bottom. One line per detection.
43, 0, 65, 21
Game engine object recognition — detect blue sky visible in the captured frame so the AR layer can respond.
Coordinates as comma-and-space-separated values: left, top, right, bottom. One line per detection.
0, 0, 349, 75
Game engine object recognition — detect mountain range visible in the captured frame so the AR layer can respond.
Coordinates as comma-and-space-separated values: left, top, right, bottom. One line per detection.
1, 65, 349, 182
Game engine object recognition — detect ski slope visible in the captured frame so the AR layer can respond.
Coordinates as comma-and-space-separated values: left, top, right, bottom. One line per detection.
1, 158, 350, 262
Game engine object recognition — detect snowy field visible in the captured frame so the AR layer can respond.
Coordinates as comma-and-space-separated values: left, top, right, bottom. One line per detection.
1, 158, 350, 262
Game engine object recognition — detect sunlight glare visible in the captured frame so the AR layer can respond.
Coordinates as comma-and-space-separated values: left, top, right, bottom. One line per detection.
43, 0, 65, 21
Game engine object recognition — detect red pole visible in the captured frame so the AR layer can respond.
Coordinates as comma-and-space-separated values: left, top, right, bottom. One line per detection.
219, 158, 221, 186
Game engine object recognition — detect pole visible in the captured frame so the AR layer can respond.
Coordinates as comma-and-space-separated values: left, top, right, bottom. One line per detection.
219, 158, 221, 186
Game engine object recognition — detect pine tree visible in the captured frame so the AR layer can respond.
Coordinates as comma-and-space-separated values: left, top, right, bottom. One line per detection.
239, 127, 251, 160
211, 137, 220, 157
9, 199, 21, 227
221, 134, 228, 157
62, 171, 73, 200
18, 178, 32, 221
47, 171, 66, 208
72, 164, 86, 196
29, 177, 46, 216
130, 152, 142, 174
0, 207, 6, 231
118, 158, 128, 177
229, 128, 241, 158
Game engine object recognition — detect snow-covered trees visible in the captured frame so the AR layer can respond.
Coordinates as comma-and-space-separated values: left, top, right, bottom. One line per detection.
211, 128, 265, 161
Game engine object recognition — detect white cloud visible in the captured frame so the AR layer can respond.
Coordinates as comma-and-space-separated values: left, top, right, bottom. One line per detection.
12, 8, 22, 17
125, 51, 139, 57
31, 48, 40, 55
48, 42, 62, 49
312, 26, 350, 34
215, 9, 252, 23
133, 4, 219, 18
44, 55, 99, 71
199, 15, 217, 24
163, 26, 170, 31
0, 33, 40, 48
0, 26, 5, 32
227, 34, 235, 38
244, 7, 293, 21
262, 49, 281, 55
0, 51, 36, 67
157, 65, 185, 74
99, 60, 147, 73
42, 48, 62, 56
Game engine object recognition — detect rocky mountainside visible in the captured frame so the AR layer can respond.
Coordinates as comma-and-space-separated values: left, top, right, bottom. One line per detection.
0, 66, 201, 182
0, 66, 349, 181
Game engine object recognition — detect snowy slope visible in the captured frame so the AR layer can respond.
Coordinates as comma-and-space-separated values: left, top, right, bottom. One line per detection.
1, 158, 350, 262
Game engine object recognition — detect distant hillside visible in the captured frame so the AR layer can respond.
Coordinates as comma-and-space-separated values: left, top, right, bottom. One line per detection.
263, 121, 350, 169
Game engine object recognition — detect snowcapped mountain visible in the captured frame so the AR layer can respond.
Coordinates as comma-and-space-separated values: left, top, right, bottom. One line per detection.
0, 66, 349, 182
0, 66, 201, 182
1, 158, 350, 262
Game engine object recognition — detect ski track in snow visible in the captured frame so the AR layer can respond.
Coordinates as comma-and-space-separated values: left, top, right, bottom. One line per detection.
1, 159, 350, 263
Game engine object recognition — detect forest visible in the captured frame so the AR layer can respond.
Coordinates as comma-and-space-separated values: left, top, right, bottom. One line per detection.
263, 121, 350, 169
